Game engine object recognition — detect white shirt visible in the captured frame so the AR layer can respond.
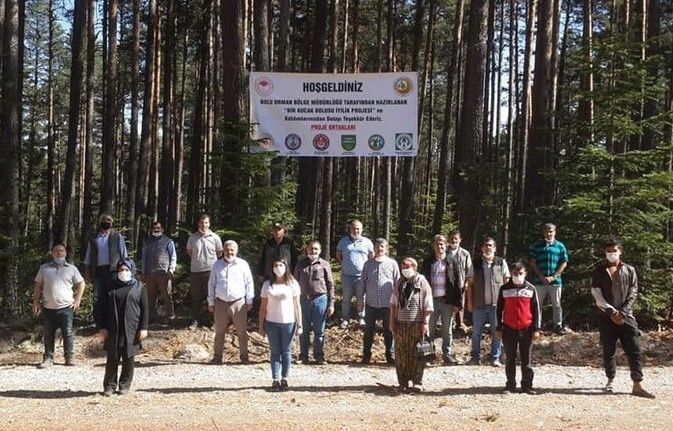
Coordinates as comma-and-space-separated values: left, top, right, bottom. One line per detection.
261, 280, 300, 324
207, 257, 254, 306
34, 262, 84, 309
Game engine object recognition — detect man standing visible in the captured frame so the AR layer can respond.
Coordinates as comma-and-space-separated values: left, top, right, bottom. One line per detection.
591, 238, 655, 398
33, 243, 86, 368
336, 219, 374, 328
447, 230, 473, 332
359, 238, 399, 364
528, 223, 569, 335
141, 221, 177, 323
207, 240, 254, 364
420, 234, 462, 365
467, 237, 510, 366
186, 214, 223, 330
258, 222, 298, 282
84, 213, 128, 328
294, 241, 335, 365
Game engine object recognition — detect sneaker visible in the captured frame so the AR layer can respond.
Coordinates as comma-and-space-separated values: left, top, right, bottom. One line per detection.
103, 388, 115, 397
466, 357, 480, 366
604, 380, 614, 394
502, 387, 514, 394
443, 355, 459, 366
409, 384, 423, 393
296, 356, 309, 365
118, 387, 130, 395
358, 317, 366, 327
491, 359, 502, 367
522, 388, 537, 395
37, 358, 53, 369
339, 320, 350, 329
554, 325, 567, 335
315, 358, 327, 365
188, 320, 199, 331
271, 380, 281, 392
65, 357, 76, 366
280, 379, 289, 391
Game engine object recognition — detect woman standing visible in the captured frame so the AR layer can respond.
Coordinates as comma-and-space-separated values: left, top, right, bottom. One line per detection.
258, 258, 302, 391
389, 257, 434, 393
95, 258, 149, 396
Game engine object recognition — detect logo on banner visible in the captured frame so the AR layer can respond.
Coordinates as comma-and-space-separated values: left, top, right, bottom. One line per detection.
341, 135, 356, 151
254, 76, 274, 96
393, 76, 413, 97
312, 134, 330, 151
258, 134, 275, 151
284, 133, 302, 150
395, 133, 414, 151
368, 134, 385, 151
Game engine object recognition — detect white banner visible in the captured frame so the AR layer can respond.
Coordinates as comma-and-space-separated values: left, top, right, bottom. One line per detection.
249, 72, 418, 157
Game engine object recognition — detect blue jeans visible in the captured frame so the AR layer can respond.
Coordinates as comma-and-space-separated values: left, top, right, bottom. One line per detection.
429, 298, 454, 358
265, 320, 296, 380
93, 266, 114, 328
341, 275, 364, 321
362, 305, 394, 360
471, 306, 501, 361
43, 306, 75, 360
300, 294, 327, 361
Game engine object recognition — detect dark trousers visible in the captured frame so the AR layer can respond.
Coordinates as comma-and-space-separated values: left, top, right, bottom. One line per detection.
363, 305, 394, 360
190, 271, 210, 325
598, 314, 643, 382
502, 325, 534, 390
42, 306, 75, 360
103, 351, 135, 391
93, 266, 114, 328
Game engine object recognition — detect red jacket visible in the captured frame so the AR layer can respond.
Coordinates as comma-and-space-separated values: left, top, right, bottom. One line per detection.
496, 281, 541, 331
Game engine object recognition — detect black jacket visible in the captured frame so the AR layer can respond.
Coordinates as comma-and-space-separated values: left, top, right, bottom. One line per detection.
258, 237, 298, 280
96, 275, 149, 358
419, 254, 462, 307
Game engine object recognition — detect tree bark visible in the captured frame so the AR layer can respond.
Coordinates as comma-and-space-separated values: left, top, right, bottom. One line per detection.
125, 0, 140, 237
578, 0, 594, 144
100, 0, 118, 213
56, 0, 87, 244
158, 0, 176, 228
46, 0, 56, 249
640, 0, 660, 150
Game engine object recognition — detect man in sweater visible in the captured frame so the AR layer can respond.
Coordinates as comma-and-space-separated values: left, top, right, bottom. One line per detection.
141, 221, 177, 322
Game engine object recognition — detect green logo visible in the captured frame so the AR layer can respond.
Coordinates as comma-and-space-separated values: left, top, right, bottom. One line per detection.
341, 135, 356, 151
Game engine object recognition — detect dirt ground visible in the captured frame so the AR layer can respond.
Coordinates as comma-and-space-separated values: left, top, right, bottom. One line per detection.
0, 323, 671, 430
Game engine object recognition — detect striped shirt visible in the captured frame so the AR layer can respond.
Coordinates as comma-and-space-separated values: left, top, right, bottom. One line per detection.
528, 239, 569, 286
360, 257, 400, 308
390, 274, 433, 322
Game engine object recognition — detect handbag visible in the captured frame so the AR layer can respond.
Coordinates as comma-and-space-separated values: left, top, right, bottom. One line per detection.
416, 335, 436, 361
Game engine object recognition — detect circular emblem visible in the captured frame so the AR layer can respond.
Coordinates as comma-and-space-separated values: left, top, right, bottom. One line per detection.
368, 134, 385, 151
341, 135, 356, 151
254, 76, 274, 97
393, 76, 413, 97
284, 133, 302, 150
395, 133, 414, 151
312, 134, 330, 151
258, 134, 275, 150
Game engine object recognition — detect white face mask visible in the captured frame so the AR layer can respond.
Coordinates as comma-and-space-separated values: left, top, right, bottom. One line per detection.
605, 252, 620, 263
401, 268, 415, 279
511, 275, 526, 286
117, 271, 132, 283
53, 257, 66, 265
308, 252, 320, 261
273, 265, 286, 277
152, 232, 162, 237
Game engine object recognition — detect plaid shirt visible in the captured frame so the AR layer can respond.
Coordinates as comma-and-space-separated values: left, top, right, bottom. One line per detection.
528, 239, 569, 286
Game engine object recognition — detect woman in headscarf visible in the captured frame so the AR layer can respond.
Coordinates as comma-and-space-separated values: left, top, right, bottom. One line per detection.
258, 258, 302, 391
389, 257, 433, 393
95, 258, 149, 396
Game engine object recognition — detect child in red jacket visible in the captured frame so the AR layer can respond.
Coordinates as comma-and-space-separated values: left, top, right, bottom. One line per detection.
496, 262, 541, 394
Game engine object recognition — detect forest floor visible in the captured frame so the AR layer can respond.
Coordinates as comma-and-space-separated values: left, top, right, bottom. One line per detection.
1, 320, 672, 430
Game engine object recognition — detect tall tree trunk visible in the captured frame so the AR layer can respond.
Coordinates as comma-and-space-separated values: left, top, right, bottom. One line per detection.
56, 0, 87, 244
220, 0, 244, 225
397, 0, 425, 256
81, 0, 95, 257
517, 0, 537, 210
158, 0, 175, 228
578, 0, 594, 144
503, 0, 517, 258
125, 0, 140, 238
136, 0, 157, 224
46, 0, 56, 250
173, 28, 188, 226
186, 0, 211, 226
525, 0, 554, 206
640, 0, 660, 150
253, 0, 270, 71
453, 0, 489, 250
100, 0, 118, 213
1, 0, 22, 317
431, 0, 465, 235
482, 0, 495, 158
271, 0, 290, 186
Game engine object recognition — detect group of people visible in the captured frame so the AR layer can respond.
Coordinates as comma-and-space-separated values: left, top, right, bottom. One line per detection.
31, 216, 655, 398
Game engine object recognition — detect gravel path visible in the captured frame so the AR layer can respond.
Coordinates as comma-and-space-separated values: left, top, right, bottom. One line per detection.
0, 358, 668, 430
